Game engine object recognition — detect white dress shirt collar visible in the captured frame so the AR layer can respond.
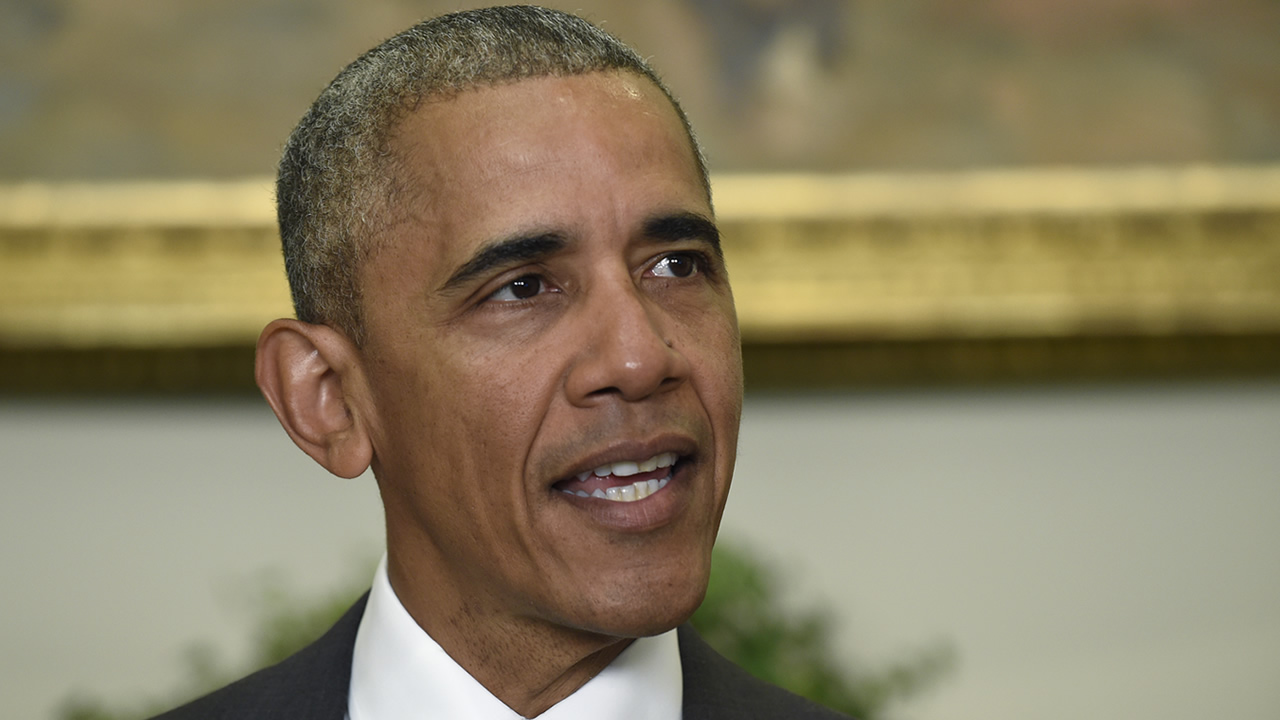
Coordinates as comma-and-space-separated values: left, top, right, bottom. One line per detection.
349, 556, 683, 720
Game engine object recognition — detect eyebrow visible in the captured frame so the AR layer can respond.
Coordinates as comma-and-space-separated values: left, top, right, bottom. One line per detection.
438, 211, 722, 294
440, 232, 568, 294
644, 212, 722, 258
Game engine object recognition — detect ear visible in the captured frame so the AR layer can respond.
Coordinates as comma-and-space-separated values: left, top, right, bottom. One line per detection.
255, 318, 373, 479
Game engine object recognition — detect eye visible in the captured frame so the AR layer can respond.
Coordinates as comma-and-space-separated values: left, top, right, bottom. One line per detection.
650, 252, 700, 279
488, 274, 546, 302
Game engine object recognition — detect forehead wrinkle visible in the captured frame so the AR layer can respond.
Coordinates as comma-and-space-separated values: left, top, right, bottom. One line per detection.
395, 72, 697, 205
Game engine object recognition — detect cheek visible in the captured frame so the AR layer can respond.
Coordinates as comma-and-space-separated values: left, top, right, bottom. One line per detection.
680, 296, 743, 389
434, 343, 560, 467
374, 353, 547, 540
684, 297, 744, 453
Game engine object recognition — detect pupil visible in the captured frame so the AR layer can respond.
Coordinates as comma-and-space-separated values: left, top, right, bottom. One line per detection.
669, 255, 692, 277
511, 276, 540, 299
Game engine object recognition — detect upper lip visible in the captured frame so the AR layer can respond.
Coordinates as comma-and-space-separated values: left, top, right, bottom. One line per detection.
553, 433, 698, 485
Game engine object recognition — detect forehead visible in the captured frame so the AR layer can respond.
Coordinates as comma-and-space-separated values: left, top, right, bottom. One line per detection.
380, 71, 707, 258
393, 70, 697, 178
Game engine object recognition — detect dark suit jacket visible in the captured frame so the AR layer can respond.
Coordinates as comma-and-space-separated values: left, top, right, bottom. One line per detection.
152, 595, 849, 719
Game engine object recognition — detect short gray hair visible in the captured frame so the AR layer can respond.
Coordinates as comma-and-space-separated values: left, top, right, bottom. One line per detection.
276, 5, 708, 345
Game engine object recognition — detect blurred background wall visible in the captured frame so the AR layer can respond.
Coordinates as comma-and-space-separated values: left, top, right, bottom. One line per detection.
2, 1, 1279, 719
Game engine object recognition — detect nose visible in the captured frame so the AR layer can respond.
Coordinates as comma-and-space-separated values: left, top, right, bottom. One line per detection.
565, 280, 691, 405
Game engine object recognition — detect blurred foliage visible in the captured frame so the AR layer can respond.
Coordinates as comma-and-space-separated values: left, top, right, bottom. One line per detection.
690, 544, 955, 718
58, 543, 951, 720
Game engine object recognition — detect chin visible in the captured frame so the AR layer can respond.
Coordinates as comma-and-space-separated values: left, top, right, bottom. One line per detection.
570, 565, 711, 639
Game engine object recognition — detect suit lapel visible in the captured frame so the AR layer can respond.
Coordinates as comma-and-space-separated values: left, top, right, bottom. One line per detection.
678, 624, 741, 720
265, 592, 369, 719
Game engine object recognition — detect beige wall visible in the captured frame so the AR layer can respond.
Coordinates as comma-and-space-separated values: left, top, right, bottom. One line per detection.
4, 381, 1278, 719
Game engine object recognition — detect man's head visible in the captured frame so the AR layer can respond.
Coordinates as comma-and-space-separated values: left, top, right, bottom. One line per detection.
256, 6, 742, 696
276, 5, 710, 346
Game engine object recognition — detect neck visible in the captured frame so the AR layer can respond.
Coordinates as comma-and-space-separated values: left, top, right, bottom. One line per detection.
386, 552, 634, 718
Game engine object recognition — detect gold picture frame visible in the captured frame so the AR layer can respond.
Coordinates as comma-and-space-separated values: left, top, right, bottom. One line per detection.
3, 167, 1278, 392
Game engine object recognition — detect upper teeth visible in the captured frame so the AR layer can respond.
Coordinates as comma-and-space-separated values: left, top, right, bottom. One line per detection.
578, 452, 678, 481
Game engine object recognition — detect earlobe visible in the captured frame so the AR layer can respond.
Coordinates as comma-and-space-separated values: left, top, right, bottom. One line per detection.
255, 319, 373, 479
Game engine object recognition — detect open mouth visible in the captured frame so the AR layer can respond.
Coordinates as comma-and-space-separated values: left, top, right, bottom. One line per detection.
553, 451, 680, 503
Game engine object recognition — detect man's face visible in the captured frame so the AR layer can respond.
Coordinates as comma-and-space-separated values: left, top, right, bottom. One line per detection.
354, 71, 743, 640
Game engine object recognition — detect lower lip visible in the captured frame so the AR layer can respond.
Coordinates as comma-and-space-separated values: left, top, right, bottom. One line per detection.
553, 463, 690, 532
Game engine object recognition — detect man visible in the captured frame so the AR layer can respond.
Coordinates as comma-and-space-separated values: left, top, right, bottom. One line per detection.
156, 6, 846, 719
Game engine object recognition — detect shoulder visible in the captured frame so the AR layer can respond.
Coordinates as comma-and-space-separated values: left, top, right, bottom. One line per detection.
148, 594, 368, 720
677, 625, 855, 720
